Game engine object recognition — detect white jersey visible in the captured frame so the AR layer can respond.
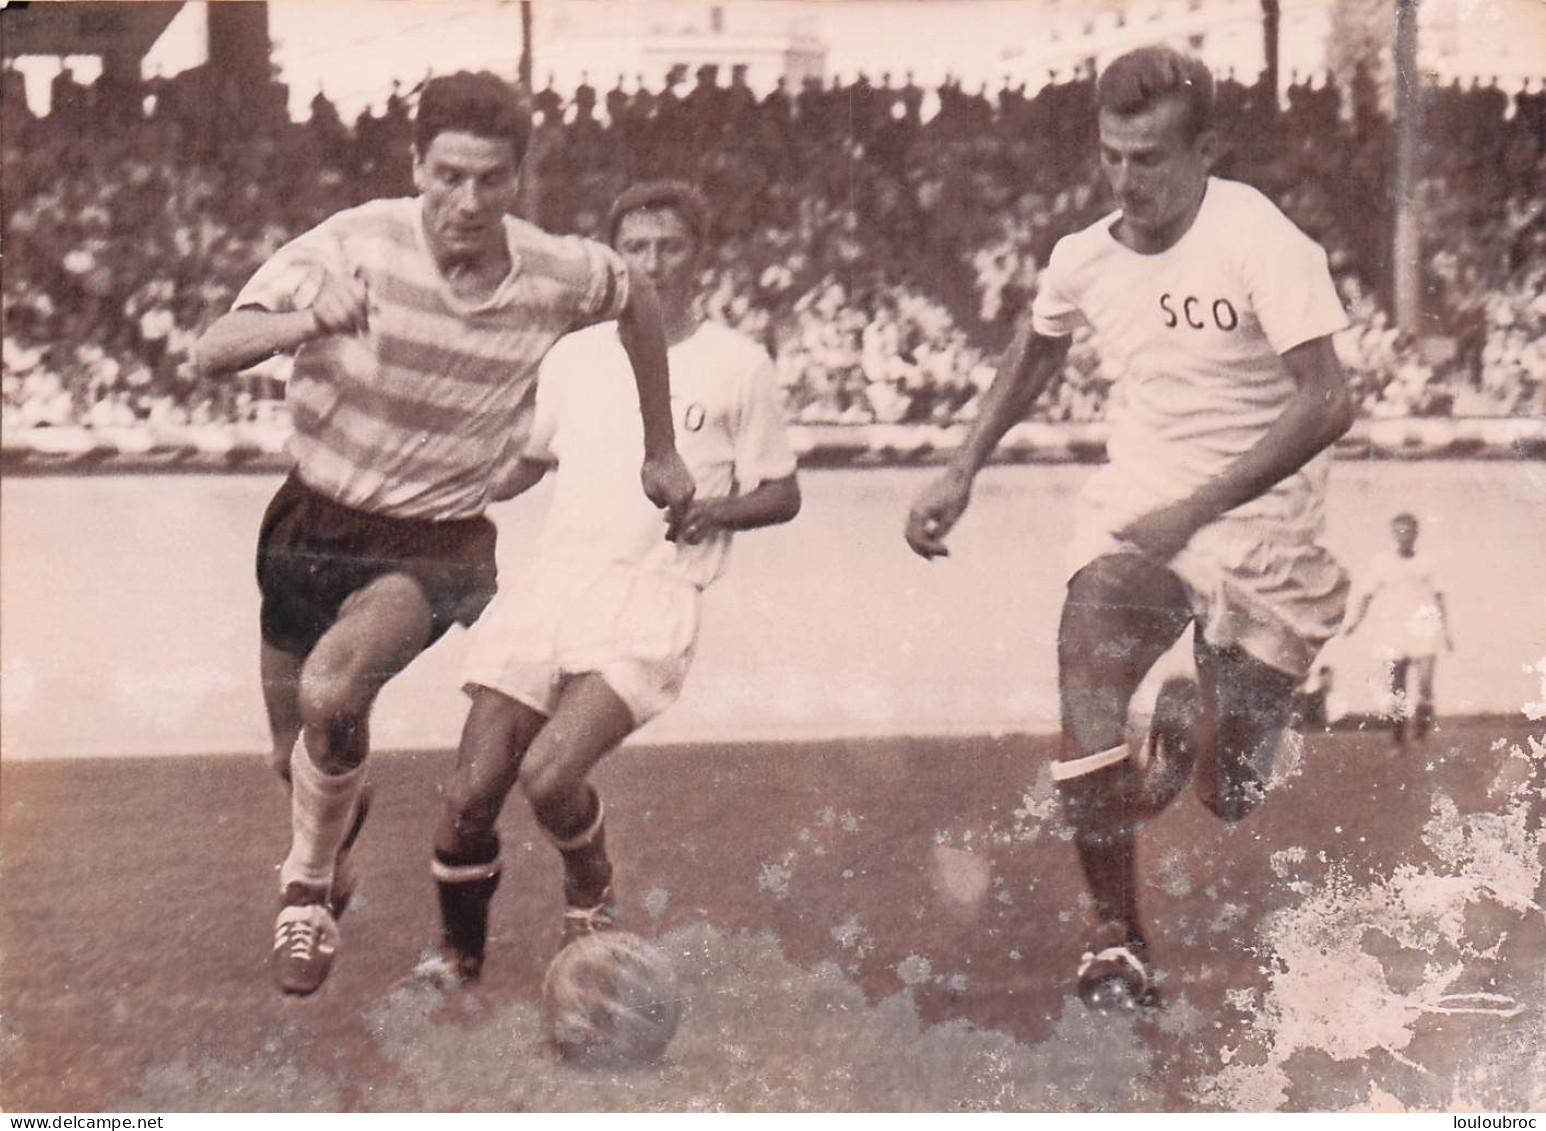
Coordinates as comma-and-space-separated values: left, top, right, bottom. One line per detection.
1032, 177, 1350, 540
1360, 549, 1446, 654
526, 320, 797, 590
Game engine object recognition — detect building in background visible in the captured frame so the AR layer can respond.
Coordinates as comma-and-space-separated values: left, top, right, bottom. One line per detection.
999, 0, 1278, 89
1418, 0, 1546, 88
998, 0, 1544, 96
4, 0, 1541, 123
530, 3, 826, 102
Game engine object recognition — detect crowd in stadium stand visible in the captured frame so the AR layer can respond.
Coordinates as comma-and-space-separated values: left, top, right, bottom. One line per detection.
3, 58, 1543, 436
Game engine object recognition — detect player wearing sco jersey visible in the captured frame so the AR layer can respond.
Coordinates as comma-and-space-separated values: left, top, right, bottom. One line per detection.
421, 182, 800, 985
906, 46, 1355, 1008
195, 74, 695, 996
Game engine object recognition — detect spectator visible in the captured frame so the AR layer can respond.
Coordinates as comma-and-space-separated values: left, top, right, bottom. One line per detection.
5, 63, 1542, 434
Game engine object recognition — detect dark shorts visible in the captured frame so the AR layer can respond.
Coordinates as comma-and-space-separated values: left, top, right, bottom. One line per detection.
256, 473, 498, 658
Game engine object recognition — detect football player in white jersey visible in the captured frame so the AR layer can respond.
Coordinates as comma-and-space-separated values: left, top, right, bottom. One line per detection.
906, 46, 1355, 1009
1343, 512, 1453, 746
421, 182, 801, 983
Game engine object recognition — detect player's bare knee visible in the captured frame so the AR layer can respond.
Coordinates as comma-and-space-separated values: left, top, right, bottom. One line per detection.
435, 793, 497, 859
296, 664, 376, 753
464, 688, 535, 758
517, 760, 576, 817
438, 777, 479, 827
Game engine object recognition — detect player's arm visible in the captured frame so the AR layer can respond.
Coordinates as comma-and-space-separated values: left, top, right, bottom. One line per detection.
674, 476, 801, 545
1118, 335, 1354, 561
615, 270, 695, 518
194, 268, 367, 376
904, 321, 1071, 559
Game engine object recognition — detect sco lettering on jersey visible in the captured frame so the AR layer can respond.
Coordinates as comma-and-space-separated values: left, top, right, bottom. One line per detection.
1160, 293, 1239, 332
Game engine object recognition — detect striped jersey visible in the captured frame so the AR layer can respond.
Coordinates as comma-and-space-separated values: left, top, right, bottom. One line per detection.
233, 197, 631, 520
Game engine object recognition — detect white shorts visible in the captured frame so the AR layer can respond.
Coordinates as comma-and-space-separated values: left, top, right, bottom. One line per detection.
1373, 638, 1440, 664
1067, 509, 1349, 679
461, 560, 700, 727
1371, 607, 1444, 662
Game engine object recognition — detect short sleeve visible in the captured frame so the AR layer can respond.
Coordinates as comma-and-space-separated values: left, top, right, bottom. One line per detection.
1240, 203, 1350, 356
733, 354, 798, 490
1029, 237, 1084, 338
232, 219, 349, 314
572, 240, 632, 328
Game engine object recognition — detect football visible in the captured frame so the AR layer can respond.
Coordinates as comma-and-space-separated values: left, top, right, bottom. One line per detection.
541, 931, 685, 1068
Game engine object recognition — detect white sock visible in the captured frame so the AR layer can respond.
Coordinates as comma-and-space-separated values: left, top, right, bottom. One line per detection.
279, 743, 366, 894
1050, 744, 1129, 782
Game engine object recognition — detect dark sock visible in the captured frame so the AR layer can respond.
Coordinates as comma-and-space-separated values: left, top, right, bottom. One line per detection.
536, 787, 612, 908
432, 834, 502, 971
1058, 765, 1143, 941
561, 823, 613, 909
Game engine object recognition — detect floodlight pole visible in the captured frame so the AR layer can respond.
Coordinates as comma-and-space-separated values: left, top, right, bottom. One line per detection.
517, 0, 540, 224
519, 1, 533, 94
1392, 0, 1423, 336
1261, 0, 1280, 112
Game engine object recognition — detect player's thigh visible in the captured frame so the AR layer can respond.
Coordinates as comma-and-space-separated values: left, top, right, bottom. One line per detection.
1411, 655, 1437, 698
517, 674, 638, 806
1060, 552, 1193, 667
1059, 553, 1193, 744
445, 687, 551, 824
300, 571, 435, 719
457, 686, 551, 774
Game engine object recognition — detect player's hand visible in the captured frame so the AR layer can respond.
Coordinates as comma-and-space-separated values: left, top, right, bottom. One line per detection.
905, 468, 973, 560
1115, 500, 1209, 564
642, 448, 696, 536
673, 499, 726, 546
309, 268, 369, 337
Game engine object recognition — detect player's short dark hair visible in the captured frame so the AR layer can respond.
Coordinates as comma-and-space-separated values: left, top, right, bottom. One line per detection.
1097, 45, 1215, 142
606, 180, 712, 248
414, 71, 531, 163
1392, 512, 1419, 526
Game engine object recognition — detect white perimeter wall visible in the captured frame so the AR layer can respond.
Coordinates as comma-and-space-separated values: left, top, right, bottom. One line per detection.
2, 461, 1543, 759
